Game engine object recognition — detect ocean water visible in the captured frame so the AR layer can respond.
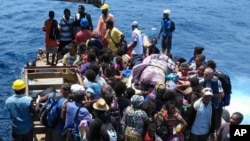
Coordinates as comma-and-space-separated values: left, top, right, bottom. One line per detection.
0, 0, 250, 140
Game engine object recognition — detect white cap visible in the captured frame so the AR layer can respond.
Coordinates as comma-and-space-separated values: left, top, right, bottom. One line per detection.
163, 9, 171, 14
202, 87, 213, 96
131, 21, 138, 26
71, 84, 85, 93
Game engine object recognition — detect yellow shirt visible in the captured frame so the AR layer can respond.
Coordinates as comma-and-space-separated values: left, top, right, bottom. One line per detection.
104, 27, 123, 51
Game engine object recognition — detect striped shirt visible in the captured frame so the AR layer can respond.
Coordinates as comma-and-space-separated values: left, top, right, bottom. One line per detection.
59, 16, 74, 41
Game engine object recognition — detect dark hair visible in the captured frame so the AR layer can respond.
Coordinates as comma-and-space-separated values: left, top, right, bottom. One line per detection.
73, 90, 85, 102
106, 19, 114, 26
165, 100, 176, 110
78, 5, 85, 11
206, 60, 217, 70
89, 63, 100, 75
49, 11, 54, 19
194, 46, 204, 54
114, 81, 127, 96
233, 112, 244, 124
189, 77, 199, 87
64, 8, 70, 14
87, 52, 96, 62
125, 87, 135, 99
85, 70, 96, 82
101, 85, 114, 106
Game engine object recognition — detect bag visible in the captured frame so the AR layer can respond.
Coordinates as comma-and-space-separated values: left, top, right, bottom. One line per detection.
155, 116, 168, 140
170, 20, 175, 32
180, 103, 196, 130
49, 19, 60, 40
39, 92, 63, 128
96, 118, 118, 141
214, 71, 232, 106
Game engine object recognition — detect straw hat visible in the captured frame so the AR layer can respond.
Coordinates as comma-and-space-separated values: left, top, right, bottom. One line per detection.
93, 98, 109, 111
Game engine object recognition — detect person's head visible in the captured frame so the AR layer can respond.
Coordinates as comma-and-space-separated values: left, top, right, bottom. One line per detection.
49, 11, 54, 19
87, 52, 97, 62
230, 112, 244, 125
80, 18, 88, 29
165, 100, 176, 114
78, 43, 87, 55
151, 37, 158, 46
155, 82, 166, 100
67, 42, 77, 56
93, 98, 109, 116
101, 4, 109, 15
101, 84, 115, 106
195, 54, 205, 67
203, 67, 214, 81
194, 46, 204, 56
78, 5, 85, 14
131, 21, 138, 30
147, 123, 157, 138
61, 83, 71, 97
179, 62, 189, 75
12, 79, 26, 94
163, 9, 170, 19
125, 87, 135, 99
89, 63, 100, 75
72, 90, 85, 102
130, 94, 144, 108
64, 8, 71, 19
197, 65, 205, 77
206, 60, 217, 71
106, 19, 114, 29
85, 69, 96, 82
114, 81, 127, 97
201, 87, 213, 104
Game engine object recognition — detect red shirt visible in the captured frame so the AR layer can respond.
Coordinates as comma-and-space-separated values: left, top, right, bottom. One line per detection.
75, 29, 92, 44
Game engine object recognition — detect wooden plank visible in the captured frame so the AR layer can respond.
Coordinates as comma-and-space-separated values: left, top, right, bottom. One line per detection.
29, 84, 62, 90
27, 72, 64, 79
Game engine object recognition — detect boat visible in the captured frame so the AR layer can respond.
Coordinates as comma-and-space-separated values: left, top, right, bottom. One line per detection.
24, 49, 83, 140
52, 0, 104, 8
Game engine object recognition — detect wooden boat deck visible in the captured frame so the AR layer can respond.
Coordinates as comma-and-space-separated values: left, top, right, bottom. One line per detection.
24, 55, 83, 140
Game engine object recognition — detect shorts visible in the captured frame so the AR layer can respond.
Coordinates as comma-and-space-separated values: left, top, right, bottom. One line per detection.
46, 45, 58, 54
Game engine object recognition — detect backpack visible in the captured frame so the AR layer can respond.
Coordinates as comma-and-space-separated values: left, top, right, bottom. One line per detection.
170, 20, 175, 32
39, 92, 64, 128
49, 19, 60, 40
96, 118, 118, 141
214, 71, 232, 106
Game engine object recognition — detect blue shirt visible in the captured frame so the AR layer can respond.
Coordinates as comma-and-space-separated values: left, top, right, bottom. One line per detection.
161, 19, 172, 37
5, 94, 33, 135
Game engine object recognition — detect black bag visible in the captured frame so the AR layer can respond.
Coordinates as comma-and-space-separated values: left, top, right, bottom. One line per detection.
49, 19, 60, 40
214, 71, 232, 106
96, 118, 118, 141
155, 116, 168, 140
170, 20, 175, 32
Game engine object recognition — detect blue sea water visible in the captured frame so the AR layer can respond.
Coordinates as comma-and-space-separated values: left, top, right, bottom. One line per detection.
1, 0, 250, 140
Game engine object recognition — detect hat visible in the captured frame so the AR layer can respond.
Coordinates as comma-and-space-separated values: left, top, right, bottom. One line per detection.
80, 18, 88, 27
131, 21, 138, 26
12, 79, 25, 90
202, 87, 213, 96
101, 4, 109, 10
130, 94, 144, 108
71, 84, 85, 93
93, 98, 109, 111
86, 87, 95, 95
163, 9, 171, 14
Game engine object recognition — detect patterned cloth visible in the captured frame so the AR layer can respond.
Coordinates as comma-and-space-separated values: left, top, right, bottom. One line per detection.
123, 106, 148, 136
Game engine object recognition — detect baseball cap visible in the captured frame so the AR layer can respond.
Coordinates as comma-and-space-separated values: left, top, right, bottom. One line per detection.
101, 4, 109, 10
80, 18, 88, 27
131, 21, 138, 26
163, 9, 171, 14
202, 87, 213, 96
12, 79, 25, 90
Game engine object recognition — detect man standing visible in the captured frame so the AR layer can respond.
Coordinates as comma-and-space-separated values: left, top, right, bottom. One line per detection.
5, 79, 35, 141
158, 9, 174, 55
75, 18, 92, 45
96, 4, 115, 38
128, 21, 144, 69
75, 5, 93, 32
104, 19, 124, 53
58, 8, 75, 61
43, 11, 59, 66
201, 67, 225, 136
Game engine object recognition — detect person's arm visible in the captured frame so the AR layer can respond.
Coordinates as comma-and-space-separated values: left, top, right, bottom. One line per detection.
158, 27, 163, 39
61, 101, 68, 121
87, 119, 100, 141
213, 80, 225, 98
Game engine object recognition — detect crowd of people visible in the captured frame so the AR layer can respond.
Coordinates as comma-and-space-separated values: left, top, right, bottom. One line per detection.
5, 3, 244, 141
